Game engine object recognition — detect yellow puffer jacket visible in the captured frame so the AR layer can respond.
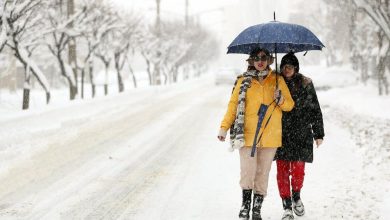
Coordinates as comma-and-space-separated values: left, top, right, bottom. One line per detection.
220, 69, 294, 148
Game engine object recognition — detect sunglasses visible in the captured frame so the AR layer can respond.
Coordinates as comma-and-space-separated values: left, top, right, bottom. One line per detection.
283, 64, 295, 70
252, 55, 268, 62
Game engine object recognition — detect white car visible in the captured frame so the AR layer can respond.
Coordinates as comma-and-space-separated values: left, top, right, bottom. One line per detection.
214, 68, 242, 86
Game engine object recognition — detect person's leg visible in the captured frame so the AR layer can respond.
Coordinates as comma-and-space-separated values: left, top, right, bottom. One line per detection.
277, 160, 294, 219
239, 147, 257, 190
252, 147, 277, 220
291, 161, 306, 216
238, 147, 257, 219
276, 160, 292, 199
291, 161, 305, 193
253, 147, 277, 195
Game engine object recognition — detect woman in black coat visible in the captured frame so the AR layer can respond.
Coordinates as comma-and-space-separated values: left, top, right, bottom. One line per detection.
274, 52, 324, 220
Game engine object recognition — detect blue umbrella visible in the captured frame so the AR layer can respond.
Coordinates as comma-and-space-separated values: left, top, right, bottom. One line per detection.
227, 21, 324, 54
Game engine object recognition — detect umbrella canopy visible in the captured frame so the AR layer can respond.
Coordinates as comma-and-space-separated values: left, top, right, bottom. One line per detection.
227, 21, 324, 54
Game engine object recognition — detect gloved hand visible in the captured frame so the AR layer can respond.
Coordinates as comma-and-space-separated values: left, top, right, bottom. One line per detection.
217, 128, 227, 142
274, 89, 284, 105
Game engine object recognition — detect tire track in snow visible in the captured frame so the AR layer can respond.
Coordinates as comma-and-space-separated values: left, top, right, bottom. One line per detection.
63, 87, 224, 220
0, 81, 216, 219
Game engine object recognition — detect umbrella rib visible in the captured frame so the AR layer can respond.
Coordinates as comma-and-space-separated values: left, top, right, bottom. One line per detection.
229, 42, 324, 47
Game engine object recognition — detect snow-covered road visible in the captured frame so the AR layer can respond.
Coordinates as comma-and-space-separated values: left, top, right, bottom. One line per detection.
0, 77, 389, 219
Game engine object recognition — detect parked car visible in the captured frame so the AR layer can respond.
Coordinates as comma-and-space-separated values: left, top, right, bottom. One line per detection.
214, 67, 242, 86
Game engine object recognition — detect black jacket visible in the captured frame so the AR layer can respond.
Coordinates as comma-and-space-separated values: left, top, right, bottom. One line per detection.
274, 73, 324, 163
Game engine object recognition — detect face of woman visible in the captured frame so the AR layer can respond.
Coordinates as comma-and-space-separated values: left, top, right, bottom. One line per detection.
282, 64, 295, 79
253, 52, 269, 71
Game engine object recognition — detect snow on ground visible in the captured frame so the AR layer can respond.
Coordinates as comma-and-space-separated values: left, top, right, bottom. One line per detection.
304, 65, 390, 119
0, 65, 389, 219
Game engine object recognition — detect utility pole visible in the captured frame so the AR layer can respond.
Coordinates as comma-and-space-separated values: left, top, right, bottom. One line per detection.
185, 0, 189, 27
67, 0, 78, 98
156, 0, 161, 36
59, 0, 63, 14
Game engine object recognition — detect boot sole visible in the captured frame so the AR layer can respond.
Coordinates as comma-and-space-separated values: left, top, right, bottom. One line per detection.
293, 209, 305, 216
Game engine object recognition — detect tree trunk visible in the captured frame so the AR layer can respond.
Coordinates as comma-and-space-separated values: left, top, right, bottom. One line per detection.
22, 65, 31, 110
114, 57, 124, 92
13, 45, 51, 105
81, 68, 85, 99
92, 84, 96, 98
384, 50, 390, 95
141, 53, 152, 85
384, 75, 389, 95
69, 39, 78, 95
183, 65, 189, 80
22, 88, 30, 110
104, 63, 109, 96
146, 59, 152, 85
67, 0, 78, 95
172, 66, 179, 83
377, 56, 386, 95
46, 92, 51, 104
162, 68, 168, 85
128, 63, 137, 88
69, 82, 77, 100
117, 70, 124, 92
70, 81, 77, 99
360, 58, 368, 85
88, 59, 96, 98
57, 52, 76, 100
153, 62, 161, 85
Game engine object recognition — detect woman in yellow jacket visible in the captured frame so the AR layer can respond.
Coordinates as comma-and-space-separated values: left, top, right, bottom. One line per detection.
217, 48, 294, 220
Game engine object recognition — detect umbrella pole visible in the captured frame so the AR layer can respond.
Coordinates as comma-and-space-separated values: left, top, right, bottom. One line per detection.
274, 43, 279, 88
275, 53, 278, 73
274, 43, 281, 101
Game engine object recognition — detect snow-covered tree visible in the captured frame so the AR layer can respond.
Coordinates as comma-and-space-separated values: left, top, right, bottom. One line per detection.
2, 0, 51, 109
138, 20, 218, 85
112, 12, 141, 92
76, 2, 119, 98
157, 21, 191, 84
353, 0, 390, 95
0, 3, 7, 52
45, 0, 87, 100
138, 28, 158, 85
174, 23, 219, 81
350, 8, 377, 84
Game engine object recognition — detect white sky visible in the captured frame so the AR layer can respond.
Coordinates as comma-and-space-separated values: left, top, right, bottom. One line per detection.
111, 0, 294, 28
110, 0, 311, 69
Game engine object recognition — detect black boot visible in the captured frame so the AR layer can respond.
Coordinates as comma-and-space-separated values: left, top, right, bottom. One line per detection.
281, 197, 294, 220
238, 189, 252, 220
292, 191, 305, 216
252, 193, 264, 220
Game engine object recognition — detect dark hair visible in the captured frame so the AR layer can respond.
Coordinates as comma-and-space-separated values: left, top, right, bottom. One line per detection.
246, 48, 273, 71
280, 52, 299, 72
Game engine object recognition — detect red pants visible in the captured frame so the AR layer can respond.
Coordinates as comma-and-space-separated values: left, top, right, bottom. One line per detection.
276, 160, 305, 199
